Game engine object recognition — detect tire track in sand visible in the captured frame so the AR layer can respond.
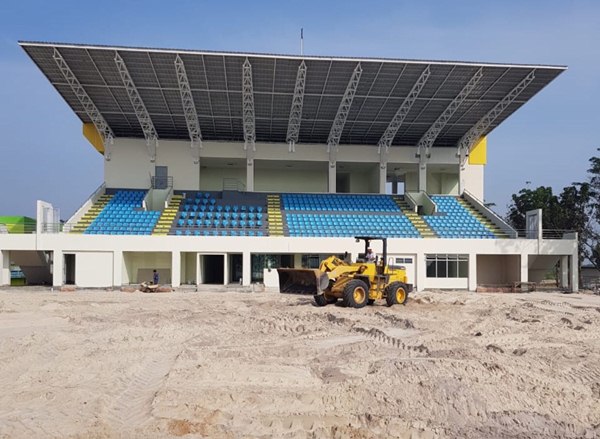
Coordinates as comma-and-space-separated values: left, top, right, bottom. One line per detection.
105, 352, 179, 429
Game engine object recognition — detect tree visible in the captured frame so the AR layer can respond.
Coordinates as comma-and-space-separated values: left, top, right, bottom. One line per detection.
506, 186, 562, 231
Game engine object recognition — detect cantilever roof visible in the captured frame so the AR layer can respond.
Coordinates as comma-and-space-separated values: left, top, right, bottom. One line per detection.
19, 41, 566, 147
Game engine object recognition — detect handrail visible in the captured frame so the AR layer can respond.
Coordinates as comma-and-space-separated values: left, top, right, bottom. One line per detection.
223, 178, 246, 191
462, 189, 518, 238
513, 229, 577, 240
65, 182, 106, 227
151, 176, 173, 189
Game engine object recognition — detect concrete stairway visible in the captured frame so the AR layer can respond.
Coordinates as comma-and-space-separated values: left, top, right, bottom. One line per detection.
266, 194, 284, 237
154, 194, 183, 235
457, 197, 508, 238
393, 196, 436, 238
70, 194, 112, 233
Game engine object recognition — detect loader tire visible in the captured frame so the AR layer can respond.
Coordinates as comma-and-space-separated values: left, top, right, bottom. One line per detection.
314, 294, 337, 307
342, 280, 369, 308
386, 282, 408, 307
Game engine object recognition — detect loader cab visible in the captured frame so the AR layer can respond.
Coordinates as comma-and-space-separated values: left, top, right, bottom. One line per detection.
355, 236, 388, 270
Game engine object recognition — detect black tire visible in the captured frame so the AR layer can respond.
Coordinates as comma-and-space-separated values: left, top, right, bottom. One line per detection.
386, 282, 408, 307
342, 279, 369, 308
314, 294, 328, 306
314, 293, 337, 306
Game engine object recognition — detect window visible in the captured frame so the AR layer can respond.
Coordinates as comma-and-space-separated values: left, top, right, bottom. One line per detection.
426, 254, 468, 278
395, 257, 413, 264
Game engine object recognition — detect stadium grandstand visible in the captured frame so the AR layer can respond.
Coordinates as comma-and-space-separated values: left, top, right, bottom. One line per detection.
0, 41, 578, 291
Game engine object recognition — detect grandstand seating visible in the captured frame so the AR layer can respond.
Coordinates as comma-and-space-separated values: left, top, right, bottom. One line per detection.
171, 191, 267, 237
424, 196, 496, 239
84, 190, 160, 235
281, 193, 418, 238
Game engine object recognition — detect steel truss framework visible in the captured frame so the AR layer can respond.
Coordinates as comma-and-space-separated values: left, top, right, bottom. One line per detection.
457, 70, 536, 165
416, 68, 483, 162
242, 58, 256, 153
52, 48, 115, 160
114, 52, 159, 161
327, 63, 363, 163
174, 55, 202, 163
286, 61, 307, 153
378, 66, 431, 154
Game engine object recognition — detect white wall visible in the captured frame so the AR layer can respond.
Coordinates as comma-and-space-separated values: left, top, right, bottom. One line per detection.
156, 140, 200, 190
122, 251, 171, 284
461, 163, 484, 199
255, 168, 327, 192
477, 255, 520, 284
105, 139, 153, 189
74, 252, 113, 288
201, 167, 246, 191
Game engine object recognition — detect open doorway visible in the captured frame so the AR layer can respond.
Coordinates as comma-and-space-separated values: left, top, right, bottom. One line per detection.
202, 255, 224, 284
229, 254, 243, 284
64, 254, 76, 285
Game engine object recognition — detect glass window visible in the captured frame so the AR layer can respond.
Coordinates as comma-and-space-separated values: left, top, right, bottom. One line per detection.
426, 254, 469, 278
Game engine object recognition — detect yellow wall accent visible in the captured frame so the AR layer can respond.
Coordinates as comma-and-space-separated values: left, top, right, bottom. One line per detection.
469, 136, 487, 165
83, 123, 105, 155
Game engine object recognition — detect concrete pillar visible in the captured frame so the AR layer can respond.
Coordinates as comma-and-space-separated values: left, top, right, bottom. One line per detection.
113, 250, 123, 288
570, 252, 579, 292
520, 254, 529, 283
52, 250, 63, 287
560, 255, 569, 289
223, 253, 229, 286
171, 250, 181, 287
242, 251, 251, 286
418, 164, 427, 192
415, 252, 425, 292
196, 253, 203, 285
0, 250, 10, 286
246, 159, 254, 192
458, 166, 465, 195
328, 162, 336, 193
379, 163, 387, 194
468, 253, 477, 292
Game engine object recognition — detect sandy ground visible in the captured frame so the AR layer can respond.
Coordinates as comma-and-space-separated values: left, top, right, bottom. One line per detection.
0, 288, 598, 439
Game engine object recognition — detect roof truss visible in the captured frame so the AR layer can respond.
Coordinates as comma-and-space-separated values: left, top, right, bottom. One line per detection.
175, 54, 202, 162
378, 66, 431, 153
327, 63, 363, 153
114, 51, 159, 160
458, 69, 536, 163
242, 58, 256, 151
417, 68, 483, 160
286, 61, 307, 152
52, 48, 115, 159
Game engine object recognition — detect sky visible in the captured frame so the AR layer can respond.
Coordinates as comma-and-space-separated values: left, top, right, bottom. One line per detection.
0, 0, 599, 219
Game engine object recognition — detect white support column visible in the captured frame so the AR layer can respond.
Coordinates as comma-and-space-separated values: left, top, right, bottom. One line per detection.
468, 253, 477, 292
458, 165, 466, 195
223, 254, 229, 286
570, 252, 579, 292
560, 256, 569, 289
53, 250, 63, 287
242, 251, 251, 286
0, 250, 9, 286
171, 251, 181, 287
418, 162, 427, 192
415, 252, 426, 292
379, 162, 387, 194
520, 254, 529, 284
113, 250, 123, 288
246, 158, 254, 192
328, 161, 336, 193
196, 253, 203, 286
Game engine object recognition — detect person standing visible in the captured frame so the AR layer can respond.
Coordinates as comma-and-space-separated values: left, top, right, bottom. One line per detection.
153, 269, 159, 285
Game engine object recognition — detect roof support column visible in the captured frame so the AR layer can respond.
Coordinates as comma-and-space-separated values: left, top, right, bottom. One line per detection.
379, 148, 388, 194
418, 161, 427, 193
175, 55, 203, 164
286, 61, 307, 153
328, 159, 336, 193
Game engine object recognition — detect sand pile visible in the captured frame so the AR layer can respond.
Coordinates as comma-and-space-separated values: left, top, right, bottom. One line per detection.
0, 288, 598, 438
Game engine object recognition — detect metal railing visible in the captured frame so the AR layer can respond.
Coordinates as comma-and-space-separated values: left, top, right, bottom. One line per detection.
223, 178, 246, 191
514, 229, 577, 239
151, 176, 173, 189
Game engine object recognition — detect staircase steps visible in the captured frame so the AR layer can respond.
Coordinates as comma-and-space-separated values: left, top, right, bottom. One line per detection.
266, 194, 285, 237
154, 194, 184, 235
393, 196, 437, 238
70, 194, 113, 233
457, 198, 508, 238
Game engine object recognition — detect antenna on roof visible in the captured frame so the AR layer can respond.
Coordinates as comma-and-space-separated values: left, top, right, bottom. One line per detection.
300, 28, 304, 56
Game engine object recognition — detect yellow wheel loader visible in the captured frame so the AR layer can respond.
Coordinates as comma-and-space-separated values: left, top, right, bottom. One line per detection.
277, 237, 413, 308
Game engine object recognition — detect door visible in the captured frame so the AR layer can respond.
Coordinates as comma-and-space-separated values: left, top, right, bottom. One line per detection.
155, 166, 168, 189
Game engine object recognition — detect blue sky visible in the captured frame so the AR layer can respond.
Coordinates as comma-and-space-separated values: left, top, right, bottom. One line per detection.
0, 0, 599, 218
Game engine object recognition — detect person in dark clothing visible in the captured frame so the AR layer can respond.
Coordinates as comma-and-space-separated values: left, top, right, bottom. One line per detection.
153, 269, 159, 285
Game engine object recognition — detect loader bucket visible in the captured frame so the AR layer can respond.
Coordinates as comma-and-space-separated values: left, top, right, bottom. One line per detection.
277, 268, 329, 295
